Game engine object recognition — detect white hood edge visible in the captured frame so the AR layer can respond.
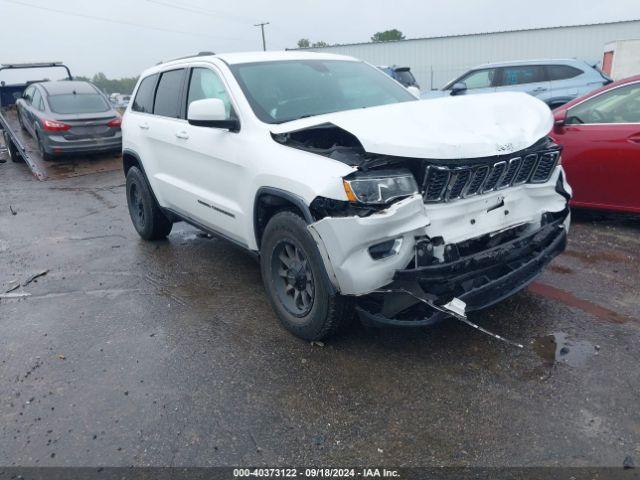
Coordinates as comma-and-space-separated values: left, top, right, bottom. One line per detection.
270, 92, 553, 160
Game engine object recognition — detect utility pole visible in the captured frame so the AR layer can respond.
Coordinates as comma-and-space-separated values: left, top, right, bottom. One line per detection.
254, 22, 270, 51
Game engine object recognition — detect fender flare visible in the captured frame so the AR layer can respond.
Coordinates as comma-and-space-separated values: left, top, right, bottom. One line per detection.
253, 187, 314, 247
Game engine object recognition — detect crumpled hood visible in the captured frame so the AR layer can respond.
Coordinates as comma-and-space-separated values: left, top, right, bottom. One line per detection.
270, 92, 553, 159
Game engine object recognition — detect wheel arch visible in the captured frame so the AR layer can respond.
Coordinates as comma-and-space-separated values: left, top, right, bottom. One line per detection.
122, 149, 173, 220
253, 187, 314, 249
123, 148, 143, 175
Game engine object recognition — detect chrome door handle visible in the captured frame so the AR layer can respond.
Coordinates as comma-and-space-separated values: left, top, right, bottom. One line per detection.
139, 123, 149, 130
531, 87, 547, 93
175, 131, 189, 140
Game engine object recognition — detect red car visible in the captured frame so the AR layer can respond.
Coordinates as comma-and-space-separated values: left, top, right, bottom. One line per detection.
551, 75, 640, 213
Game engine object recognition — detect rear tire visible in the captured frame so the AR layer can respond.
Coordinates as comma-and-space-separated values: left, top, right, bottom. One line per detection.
36, 133, 54, 161
125, 166, 173, 240
3, 130, 23, 163
260, 210, 353, 341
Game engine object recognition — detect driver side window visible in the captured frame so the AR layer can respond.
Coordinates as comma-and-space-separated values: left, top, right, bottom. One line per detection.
567, 83, 640, 124
187, 68, 234, 119
459, 69, 496, 90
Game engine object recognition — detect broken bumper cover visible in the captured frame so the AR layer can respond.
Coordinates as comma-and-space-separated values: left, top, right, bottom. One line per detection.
355, 213, 568, 327
308, 194, 429, 295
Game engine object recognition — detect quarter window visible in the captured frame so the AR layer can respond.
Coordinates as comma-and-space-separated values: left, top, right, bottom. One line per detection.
499, 66, 545, 86
547, 65, 583, 81
153, 69, 185, 118
132, 74, 158, 113
567, 83, 640, 124
23, 86, 34, 103
459, 69, 496, 90
187, 68, 233, 118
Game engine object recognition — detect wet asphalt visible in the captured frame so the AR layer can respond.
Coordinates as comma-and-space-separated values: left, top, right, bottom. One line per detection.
0, 157, 639, 468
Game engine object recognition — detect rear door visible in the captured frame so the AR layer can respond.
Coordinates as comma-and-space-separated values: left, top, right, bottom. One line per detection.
554, 81, 640, 211
27, 88, 44, 136
496, 65, 551, 102
143, 68, 189, 212
126, 73, 160, 196
546, 64, 587, 104
19, 85, 35, 129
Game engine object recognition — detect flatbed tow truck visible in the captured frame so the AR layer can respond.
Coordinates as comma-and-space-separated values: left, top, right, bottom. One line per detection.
0, 62, 122, 180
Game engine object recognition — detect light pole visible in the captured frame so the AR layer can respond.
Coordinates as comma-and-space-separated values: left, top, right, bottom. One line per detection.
254, 22, 270, 51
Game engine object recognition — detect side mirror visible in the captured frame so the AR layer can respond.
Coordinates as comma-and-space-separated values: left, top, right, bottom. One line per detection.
450, 82, 467, 96
188, 98, 239, 131
553, 110, 567, 128
407, 86, 421, 98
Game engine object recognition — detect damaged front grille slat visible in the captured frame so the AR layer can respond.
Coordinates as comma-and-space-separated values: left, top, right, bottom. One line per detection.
422, 149, 560, 203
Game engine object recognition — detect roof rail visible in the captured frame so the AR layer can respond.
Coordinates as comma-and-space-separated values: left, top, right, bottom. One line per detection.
157, 51, 216, 65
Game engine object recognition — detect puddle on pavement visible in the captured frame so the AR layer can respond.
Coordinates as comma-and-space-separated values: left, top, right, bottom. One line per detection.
532, 332, 598, 368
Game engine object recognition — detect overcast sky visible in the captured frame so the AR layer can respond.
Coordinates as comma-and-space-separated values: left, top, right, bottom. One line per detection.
1, 0, 639, 78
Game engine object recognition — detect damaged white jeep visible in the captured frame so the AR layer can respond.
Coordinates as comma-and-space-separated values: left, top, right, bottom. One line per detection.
122, 51, 571, 341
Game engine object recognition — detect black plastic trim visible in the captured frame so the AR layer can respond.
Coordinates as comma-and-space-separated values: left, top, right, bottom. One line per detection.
357, 215, 568, 327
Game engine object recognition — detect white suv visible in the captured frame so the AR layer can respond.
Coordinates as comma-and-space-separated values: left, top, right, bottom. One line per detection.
122, 51, 571, 341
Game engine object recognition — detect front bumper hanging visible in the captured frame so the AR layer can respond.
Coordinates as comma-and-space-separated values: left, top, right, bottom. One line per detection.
356, 211, 568, 327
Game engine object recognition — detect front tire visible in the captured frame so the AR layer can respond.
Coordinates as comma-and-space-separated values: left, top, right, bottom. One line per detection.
260, 211, 353, 341
125, 166, 173, 240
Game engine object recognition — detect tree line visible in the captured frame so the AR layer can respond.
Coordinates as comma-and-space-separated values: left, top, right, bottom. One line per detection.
296, 29, 405, 48
74, 72, 138, 95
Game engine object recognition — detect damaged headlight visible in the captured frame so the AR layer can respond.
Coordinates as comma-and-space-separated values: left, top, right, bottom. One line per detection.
343, 169, 419, 205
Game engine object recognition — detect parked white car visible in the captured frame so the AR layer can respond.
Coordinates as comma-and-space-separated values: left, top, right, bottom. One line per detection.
122, 51, 571, 340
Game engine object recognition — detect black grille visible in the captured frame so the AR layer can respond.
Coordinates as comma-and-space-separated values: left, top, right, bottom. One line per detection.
482, 161, 507, 192
531, 152, 560, 183
423, 167, 450, 201
514, 154, 538, 184
447, 169, 471, 199
498, 157, 521, 189
465, 166, 489, 196
421, 149, 560, 203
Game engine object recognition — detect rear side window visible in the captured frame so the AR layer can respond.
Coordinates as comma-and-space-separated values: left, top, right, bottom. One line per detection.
499, 66, 545, 86
48, 94, 109, 114
23, 86, 35, 103
547, 65, 583, 81
132, 74, 158, 113
153, 69, 185, 118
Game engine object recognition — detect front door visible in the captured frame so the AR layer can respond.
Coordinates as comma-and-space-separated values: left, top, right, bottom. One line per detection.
554, 81, 640, 211
171, 65, 246, 243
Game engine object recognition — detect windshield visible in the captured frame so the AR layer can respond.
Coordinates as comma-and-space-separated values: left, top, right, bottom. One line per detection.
230, 60, 416, 124
48, 93, 110, 114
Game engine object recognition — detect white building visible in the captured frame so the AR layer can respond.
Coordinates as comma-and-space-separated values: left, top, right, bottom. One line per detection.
301, 19, 640, 89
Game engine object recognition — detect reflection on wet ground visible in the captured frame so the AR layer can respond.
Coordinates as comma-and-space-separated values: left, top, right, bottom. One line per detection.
532, 332, 598, 368
528, 281, 635, 325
